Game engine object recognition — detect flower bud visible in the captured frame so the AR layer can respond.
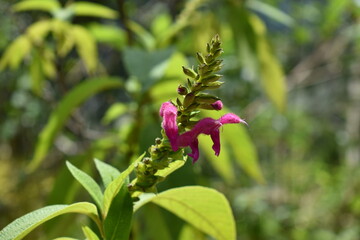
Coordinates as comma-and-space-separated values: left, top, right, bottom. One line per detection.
183, 92, 195, 108
177, 84, 188, 95
182, 66, 197, 79
195, 93, 220, 104
205, 81, 224, 90
143, 157, 152, 164
211, 100, 223, 110
212, 48, 223, 59
202, 74, 222, 84
196, 52, 206, 64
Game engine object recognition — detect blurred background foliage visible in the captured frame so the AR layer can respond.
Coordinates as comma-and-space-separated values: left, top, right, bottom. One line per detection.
0, 0, 360, 239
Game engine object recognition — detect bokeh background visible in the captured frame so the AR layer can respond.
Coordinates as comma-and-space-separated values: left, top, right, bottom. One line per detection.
1, 0, 360, 239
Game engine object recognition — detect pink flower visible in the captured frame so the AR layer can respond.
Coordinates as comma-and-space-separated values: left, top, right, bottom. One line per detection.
159, 102, 179, 150
159, 101, 247, 163
177, 113, 247, 162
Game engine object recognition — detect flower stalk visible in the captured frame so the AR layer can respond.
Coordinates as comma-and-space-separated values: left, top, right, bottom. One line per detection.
129, 35, 245, 197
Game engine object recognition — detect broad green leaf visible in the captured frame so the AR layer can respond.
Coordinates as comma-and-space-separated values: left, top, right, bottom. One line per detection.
82, 226, 100, 240
28, 77, 123, 171
179, 224, 206, 240
123, 47, 173, 91
104, 184, 133, 240
138, 186, 236, 240
26, 20, 52, 44
72, 25, 98, 72
71, 2, 118, 19
155, 158, 186, 178
163, 51, 188, 80
137, 205, 172, 240
52, 20, 75, 57
0, 36, 32, 70
151, 13, 172, 37
0, 202, 98, 240
203, 108, 264, 183
103, 152, 145, 217
223, 124, 265, 183
66, 161, 104, 209
94, 158, 121, 187
12, 0, 60, 12
149, 80, 179, 104
102, 103, 128, 124
128, 21, 156, 50
250, 14, 286, 112
198, 135, 235, 184
88, 23, 126, 50
246, 0, 295, 27
148, 52, 187, 103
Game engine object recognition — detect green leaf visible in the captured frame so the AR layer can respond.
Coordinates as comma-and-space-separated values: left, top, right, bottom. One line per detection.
12, 0, 60, 12
103, 152, 145, 217
250, 14, 287, 112
138, 205, 173, 240
137, 186, 236, 240
155, 158, 186, 179
0, 202, 98, 240
322, 0, 351, 35
26, 20, 52, 44
28, 77, 123, 171
246, 0, 295, 27
179, 224, 206, 240
88, 23, 126, 50
104, 184, 133, 240
202, 108, 264, 183
66, 161, 104, 210
94, 158, 121, 188
0, 35, 32, 70
198, 135, 235, 184
72, 25, 98, 72
151, 13, 172, 37
82, 226, 100, 240
123, 47, 173, 91
128, 21, 156, 50
101, 103, 128, 125
71, 2, 118, 19
223, 124, 265, 183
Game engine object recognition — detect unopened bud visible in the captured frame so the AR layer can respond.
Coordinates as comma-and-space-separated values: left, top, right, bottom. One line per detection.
196, 52, 206, 64
206, 43, 211, 53
211, 100, 223, 110
205, 81, 224, 89
182, 66, 197, 79
212, 48, 223, 58
155, 138, 162, 144
177, 85, 188, 95
183, 92, 195, 108
202, 74, 222, 84
195, 93, 220, 104
143, 157, 152, 164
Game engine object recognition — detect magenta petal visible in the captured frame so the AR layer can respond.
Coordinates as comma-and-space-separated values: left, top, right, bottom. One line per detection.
219, 113, 247, 125
160, 102, 179, 151
191, 118, 222, 136
188, 139, 200, 163
210, 129, 221, 156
